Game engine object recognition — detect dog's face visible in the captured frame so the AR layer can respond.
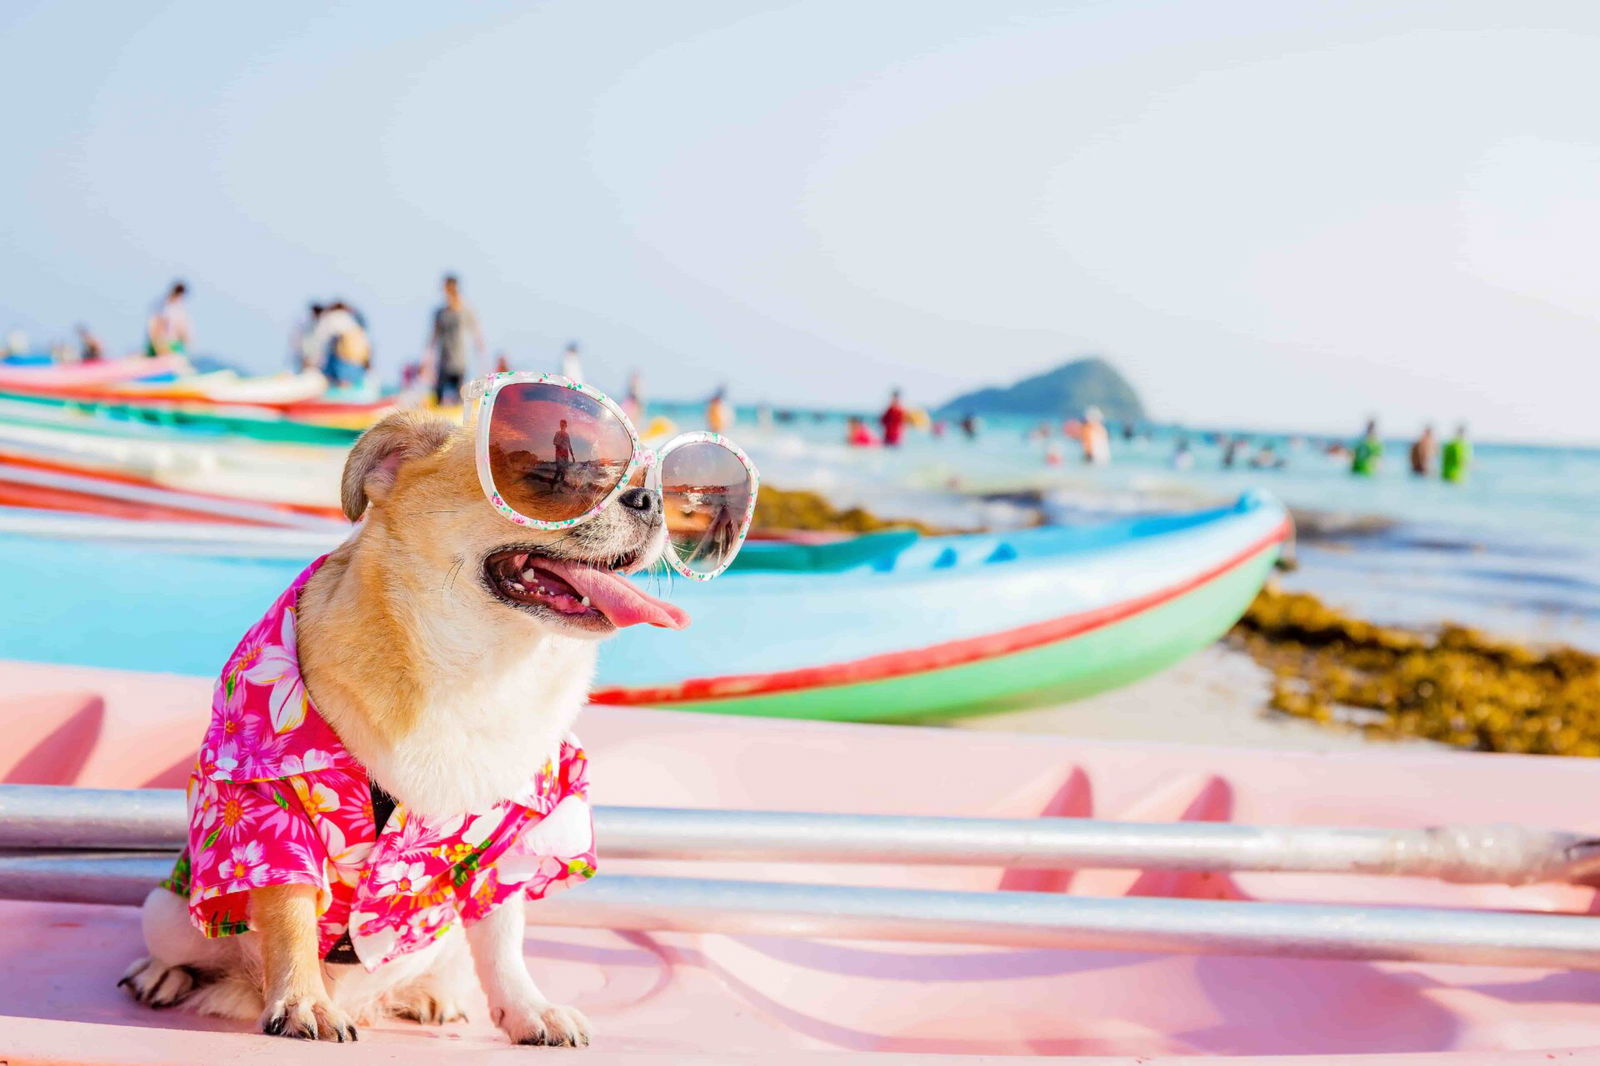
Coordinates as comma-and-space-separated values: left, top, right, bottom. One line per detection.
342, 412, 687, 640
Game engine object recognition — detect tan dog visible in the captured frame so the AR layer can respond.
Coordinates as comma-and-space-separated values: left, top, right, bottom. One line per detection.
119, 410, 685, 1045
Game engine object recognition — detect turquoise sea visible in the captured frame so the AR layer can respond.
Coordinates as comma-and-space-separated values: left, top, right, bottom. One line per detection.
658, 404, 1600, 651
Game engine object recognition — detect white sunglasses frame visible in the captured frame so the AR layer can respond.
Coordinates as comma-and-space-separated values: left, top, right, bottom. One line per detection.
464, 372, 760, 581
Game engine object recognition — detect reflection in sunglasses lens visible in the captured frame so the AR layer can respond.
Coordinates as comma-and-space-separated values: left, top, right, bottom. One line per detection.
487, 383, 634, 521
662, 441, 753, 575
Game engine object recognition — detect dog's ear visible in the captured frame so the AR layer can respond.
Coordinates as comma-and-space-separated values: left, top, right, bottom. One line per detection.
342, 412, 455, 521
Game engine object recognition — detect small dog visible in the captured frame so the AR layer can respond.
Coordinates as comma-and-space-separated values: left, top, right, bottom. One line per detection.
119, 410, 688, 1045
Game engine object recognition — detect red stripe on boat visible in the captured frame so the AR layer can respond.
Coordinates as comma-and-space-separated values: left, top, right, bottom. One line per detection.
590, 518, 1291, 705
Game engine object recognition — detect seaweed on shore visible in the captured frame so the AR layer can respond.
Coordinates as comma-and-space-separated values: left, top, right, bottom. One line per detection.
1229, 585, 1600, 756
752, 486, 954, 536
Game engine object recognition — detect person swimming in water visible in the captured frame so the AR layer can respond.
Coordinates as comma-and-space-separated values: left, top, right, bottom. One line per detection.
1080, 406, 1110, 464
1410, 424, 1437, 477
880, 389, 907, 447
1441, 423, 1471, 484
1351, 419, 1382, 477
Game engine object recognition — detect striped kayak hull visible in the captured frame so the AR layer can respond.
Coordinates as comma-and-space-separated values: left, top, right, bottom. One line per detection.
594, 494, 1289, 720
0, 354, 190, 388
0, 388, 386, 444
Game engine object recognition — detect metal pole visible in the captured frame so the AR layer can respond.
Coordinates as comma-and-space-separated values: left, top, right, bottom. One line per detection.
1, 785, 1596, 885
1, 853, 1598, 971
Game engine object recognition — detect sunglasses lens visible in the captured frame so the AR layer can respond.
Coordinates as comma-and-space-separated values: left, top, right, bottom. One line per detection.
487, 383, 634, 522
661, 441, 754, 576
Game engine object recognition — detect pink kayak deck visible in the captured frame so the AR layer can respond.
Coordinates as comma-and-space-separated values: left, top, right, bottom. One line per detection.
3, 658, 1600, 1064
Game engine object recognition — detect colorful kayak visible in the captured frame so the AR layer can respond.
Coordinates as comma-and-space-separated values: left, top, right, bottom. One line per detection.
2, 656, 1600, 1062
594, 492, 1290, 719
0, 387, 367, 444
0, 353, 190, 388
101, 368, 329, 406
0, 493, 1289, 720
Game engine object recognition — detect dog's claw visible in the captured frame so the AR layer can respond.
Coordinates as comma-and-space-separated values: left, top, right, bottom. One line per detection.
119, 957, 207, 1010
495, 1000, 592, 1048
260, 993, 359, 1042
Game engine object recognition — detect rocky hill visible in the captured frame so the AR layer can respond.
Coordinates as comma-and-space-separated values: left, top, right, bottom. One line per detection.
937, 356, 1146, 423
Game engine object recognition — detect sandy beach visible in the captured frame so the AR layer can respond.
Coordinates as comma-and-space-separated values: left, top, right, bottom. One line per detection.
951, 643, 1436, 752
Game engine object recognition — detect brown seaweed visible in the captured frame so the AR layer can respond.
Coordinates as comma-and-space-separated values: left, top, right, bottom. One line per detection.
1229, 584, 1600, 756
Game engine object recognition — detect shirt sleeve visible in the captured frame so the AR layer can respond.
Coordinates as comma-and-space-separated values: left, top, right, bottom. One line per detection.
184, 776, 329, 939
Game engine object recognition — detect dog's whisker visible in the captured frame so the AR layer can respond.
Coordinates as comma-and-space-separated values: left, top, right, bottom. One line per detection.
442, 556, 466, 595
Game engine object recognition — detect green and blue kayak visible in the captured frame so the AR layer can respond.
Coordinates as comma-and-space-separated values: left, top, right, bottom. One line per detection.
595, 492, 1290, 720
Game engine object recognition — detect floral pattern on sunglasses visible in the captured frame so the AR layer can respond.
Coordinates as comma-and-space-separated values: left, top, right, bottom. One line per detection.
463, 372, 760, 581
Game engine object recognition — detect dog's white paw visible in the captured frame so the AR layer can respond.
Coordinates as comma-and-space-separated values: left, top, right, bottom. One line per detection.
261, 990, 359, 1042
492, 999, 591, 1047
118, 956, 209, 1009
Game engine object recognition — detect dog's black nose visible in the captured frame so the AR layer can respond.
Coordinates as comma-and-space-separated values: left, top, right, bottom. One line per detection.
617, 487, 660, 513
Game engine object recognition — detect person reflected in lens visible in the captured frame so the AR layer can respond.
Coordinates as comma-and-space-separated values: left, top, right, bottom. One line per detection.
552, 419, 573, 489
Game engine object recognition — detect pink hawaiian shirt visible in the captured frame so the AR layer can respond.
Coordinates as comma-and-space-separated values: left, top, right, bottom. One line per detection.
161, 556, 598, 971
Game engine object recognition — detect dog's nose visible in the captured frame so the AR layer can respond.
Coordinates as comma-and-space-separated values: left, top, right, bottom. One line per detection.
617, 487, 660, 514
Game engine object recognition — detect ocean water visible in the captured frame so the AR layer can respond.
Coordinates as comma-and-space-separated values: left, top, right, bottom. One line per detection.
657, 404, 1600, 651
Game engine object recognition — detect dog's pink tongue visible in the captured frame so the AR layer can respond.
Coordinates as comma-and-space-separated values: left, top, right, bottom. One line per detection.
547, 562, 690, 630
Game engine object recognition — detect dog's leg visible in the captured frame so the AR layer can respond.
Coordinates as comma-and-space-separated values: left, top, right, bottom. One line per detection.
466, 895, 590, 1047
120, 887, 237, 1011
253, 884, 357, 1041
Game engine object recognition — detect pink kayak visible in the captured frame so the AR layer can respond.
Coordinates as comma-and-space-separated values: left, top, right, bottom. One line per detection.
0, 354, 190, 388
4, 657, 1600, 1064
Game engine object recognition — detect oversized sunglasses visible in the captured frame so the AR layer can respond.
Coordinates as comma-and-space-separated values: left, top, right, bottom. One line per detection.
463, 373, 760, 580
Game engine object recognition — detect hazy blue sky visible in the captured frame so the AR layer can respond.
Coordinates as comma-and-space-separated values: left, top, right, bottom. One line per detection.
4, 1, 1599, 442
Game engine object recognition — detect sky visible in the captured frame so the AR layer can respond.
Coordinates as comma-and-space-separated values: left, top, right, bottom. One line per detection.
3, 1, 1600, 443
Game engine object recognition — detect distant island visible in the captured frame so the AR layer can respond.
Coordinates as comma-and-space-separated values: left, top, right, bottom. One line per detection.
937, 357, 1146, 423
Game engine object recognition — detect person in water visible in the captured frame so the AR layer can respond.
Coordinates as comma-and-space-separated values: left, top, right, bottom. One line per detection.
880, 389, 907, 447
1080, 406, 1110, 464
1351, 419, 1382, 476
1441, 423, 1471, 484
428, 274, 485, 406
845, 416, 876, 447
959, 413, 981, 440
1410, 424, 1437, 477
145, 281, 190, 357
706, 387, 732, 434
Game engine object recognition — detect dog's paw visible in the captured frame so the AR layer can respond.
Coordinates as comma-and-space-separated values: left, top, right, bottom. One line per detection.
391, 989, 469, 1025
261, 991, 359, 1042
492, 999, 591, 1048
118, 956, 209, 1009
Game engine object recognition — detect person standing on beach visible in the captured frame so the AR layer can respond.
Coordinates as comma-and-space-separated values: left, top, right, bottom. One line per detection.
560, 341, 584, 383
427, 274, 484, 406
1351, 419, 1383, 476
1441, 424, 1472, 484
76, 324, 104, 363
144, 281, 190, 357
880, 389, 907, 447
623, 370, 644, 423
1410, 424, 1437, 477
312, 301, 372, 388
